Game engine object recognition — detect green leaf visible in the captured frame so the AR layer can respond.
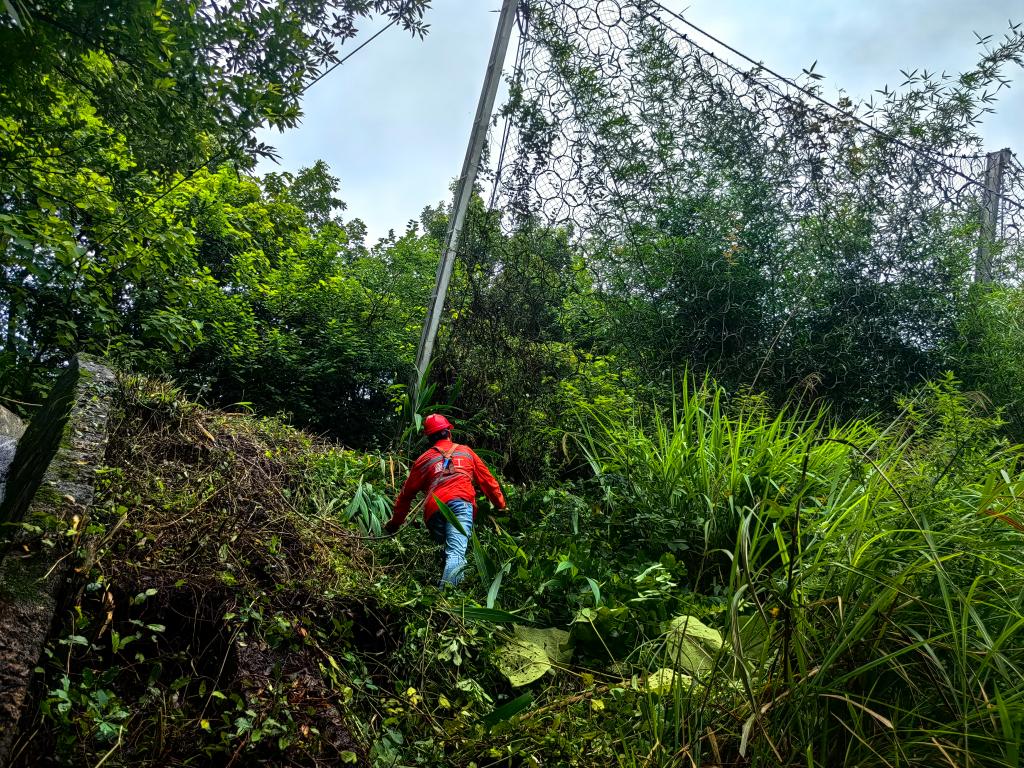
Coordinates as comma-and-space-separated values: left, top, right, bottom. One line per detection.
456, 604, 527, 624
665, 614, 723, 676
494, 625, 572, 687
472, 530, 496, 583
2, 0, 23, 27
479, 692, 534, 728
645, 667, 693, 696
435, 498, 468, 537
486, 566, 506, 609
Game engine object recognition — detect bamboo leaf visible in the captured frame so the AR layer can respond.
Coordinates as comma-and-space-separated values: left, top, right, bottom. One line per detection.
479, 692, 534, 729
435, 498, 469, 537
457, 605, 528, 624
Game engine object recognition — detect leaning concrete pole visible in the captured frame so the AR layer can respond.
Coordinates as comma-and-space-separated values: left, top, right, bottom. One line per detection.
975, 147, 1011, 284
412, 0, 519, 402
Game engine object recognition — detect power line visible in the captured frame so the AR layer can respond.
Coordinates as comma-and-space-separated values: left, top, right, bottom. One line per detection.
301, 17, 400, 92
646, 1, 1024, 214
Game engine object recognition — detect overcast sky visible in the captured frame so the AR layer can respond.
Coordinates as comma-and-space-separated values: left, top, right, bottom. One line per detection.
256, 0, 1023, 242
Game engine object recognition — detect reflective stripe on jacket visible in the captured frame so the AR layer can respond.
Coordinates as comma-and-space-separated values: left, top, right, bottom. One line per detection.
391, 438, 505, 526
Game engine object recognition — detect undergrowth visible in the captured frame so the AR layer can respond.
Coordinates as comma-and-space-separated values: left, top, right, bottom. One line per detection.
11, 373, 1024, 767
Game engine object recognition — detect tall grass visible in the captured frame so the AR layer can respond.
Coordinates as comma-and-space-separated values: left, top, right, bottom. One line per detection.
578, 376, 1024, 766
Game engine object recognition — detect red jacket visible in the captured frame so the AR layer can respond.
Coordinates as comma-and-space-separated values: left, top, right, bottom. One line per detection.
391, 438, 506, 526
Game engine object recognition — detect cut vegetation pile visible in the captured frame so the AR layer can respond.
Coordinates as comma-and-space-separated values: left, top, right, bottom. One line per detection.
11, 378, 403, 766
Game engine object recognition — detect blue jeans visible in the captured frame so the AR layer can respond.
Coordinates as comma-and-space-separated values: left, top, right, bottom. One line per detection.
427, 499, 474, 587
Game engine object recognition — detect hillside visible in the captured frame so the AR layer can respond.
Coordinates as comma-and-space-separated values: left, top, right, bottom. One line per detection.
6, 372, 1023, 767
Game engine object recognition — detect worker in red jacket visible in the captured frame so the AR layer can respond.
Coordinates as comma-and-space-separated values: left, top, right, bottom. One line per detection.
384, 414, 506, 586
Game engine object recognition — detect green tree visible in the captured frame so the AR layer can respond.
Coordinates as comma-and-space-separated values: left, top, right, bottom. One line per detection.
112, 165, 436, 444
0, 0, 430, 404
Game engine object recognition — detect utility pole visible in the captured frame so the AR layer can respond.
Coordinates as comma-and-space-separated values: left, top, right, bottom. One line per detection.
412, 0, 519, 402
976, 147, 1011, 284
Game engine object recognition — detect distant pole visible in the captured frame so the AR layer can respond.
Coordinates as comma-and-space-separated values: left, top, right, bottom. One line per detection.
412, 0, 519, 401
976, 147, 1011, 284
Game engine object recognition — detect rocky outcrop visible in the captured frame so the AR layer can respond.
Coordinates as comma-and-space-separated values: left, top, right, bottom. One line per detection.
0, 406, 25, 505
0, 357, 115, 766
0, 406, 24, 441
0, 440, 15, 506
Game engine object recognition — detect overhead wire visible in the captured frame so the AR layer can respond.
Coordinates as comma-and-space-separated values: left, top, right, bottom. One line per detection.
301, 17, 401, 92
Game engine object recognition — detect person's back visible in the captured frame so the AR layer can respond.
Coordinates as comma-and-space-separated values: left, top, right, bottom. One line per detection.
385, 415, 506, 586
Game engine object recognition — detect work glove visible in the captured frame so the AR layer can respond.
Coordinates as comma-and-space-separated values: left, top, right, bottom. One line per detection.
383, 519, 400, 535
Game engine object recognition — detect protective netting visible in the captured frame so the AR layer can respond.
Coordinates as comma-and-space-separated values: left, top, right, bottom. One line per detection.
444, 0, 1024, 414
1003, 153, 1024, 243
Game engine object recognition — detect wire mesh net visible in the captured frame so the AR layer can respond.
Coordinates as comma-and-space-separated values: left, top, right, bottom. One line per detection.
442, 0, 1024, 418
1002, 152, 1024, 243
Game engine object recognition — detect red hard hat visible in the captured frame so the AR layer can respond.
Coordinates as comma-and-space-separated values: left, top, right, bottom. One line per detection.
423, 413, 453, 436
